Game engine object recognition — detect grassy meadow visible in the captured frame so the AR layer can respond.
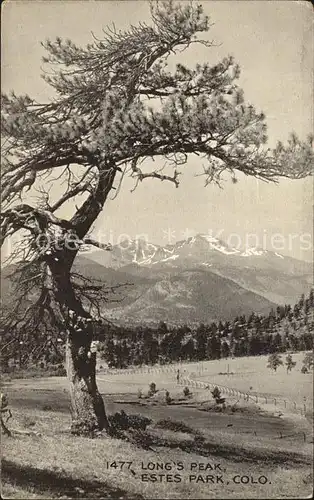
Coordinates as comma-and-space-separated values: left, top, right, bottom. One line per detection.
186, 352, 313, 406
1, 353, 313, 499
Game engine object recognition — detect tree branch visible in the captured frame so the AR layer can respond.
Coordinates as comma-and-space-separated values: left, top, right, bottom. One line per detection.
82, 238, 112, 251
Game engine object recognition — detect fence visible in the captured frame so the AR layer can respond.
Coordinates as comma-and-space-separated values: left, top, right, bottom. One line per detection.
177, 375, 310, 417
99, 361, 185, 376
274, 431, 308, 442
99, 361, 311, 417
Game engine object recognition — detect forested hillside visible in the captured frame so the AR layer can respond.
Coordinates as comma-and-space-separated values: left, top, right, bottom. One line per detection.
2, 289, 312, 371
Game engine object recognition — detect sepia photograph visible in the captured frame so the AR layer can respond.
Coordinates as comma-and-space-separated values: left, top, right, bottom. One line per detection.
1, 0, 313, 498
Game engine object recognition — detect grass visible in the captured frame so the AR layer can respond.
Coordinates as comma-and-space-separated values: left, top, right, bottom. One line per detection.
187, 352, 313, 406
1, 353, 313, 499
95, 352, 312, 405
1, 365, 66, 381
155, 418, 198, 435
2, 459, 143, 499
1, 405, 312, 500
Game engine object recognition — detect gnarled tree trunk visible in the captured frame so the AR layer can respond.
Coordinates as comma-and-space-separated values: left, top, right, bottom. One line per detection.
65, 335, 109, 435
49, 262, 110, 436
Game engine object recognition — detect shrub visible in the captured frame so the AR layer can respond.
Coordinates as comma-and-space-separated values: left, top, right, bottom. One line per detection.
137, 389, 143, 399
301, 365, 308, 374
183, 386, 191, 398
108, 410, 152, 433
148, 382, 157, 397
211, 386, 226, 405
108, 410, 129, 432
165, 390, 172, 404
127, 413, 152, 430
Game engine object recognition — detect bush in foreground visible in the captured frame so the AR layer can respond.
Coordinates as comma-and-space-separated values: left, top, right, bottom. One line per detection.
108, 410, 152, 434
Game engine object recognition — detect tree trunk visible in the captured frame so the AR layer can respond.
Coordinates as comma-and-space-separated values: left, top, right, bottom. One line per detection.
48, 263, 110, 436
65, 336, 110, 436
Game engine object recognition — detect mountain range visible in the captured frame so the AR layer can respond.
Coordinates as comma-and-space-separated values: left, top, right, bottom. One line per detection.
77, 233, 313, 325
2, 234, 312, 326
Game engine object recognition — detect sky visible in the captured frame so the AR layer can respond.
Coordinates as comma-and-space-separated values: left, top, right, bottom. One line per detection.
1, 0, 313, 261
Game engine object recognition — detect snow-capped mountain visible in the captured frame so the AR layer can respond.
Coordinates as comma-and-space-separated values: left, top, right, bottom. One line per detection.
84, 233, 242, 268
83, 238, 174, 269
85, 233, 311, 274
3, 232, 312, 327
84, 233, 312, 308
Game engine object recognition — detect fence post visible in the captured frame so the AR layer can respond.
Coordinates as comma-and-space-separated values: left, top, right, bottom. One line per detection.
274, 398, 277, 407
303, 404, 306, 414
284, 400, 286, 408
255, 395, 258, 404
265, 397, 267, 404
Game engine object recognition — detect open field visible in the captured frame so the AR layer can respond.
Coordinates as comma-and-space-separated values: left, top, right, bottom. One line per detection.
1, 354, 313, 500
185, 353, 313, 405
96, 351, 313, 416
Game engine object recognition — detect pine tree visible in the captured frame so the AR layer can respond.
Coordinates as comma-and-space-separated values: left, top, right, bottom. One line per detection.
303, 352, 314, 371
285, 354, 296, 373
195, 323, 207, 360
221, 341, 230, 358
267, 353, 283, 372
1, 0, 313, 435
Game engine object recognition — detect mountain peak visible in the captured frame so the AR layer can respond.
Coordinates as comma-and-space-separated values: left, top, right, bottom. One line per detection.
194, 233, 240, 255
240, 247, 267, 257
83, 233, 311, 276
